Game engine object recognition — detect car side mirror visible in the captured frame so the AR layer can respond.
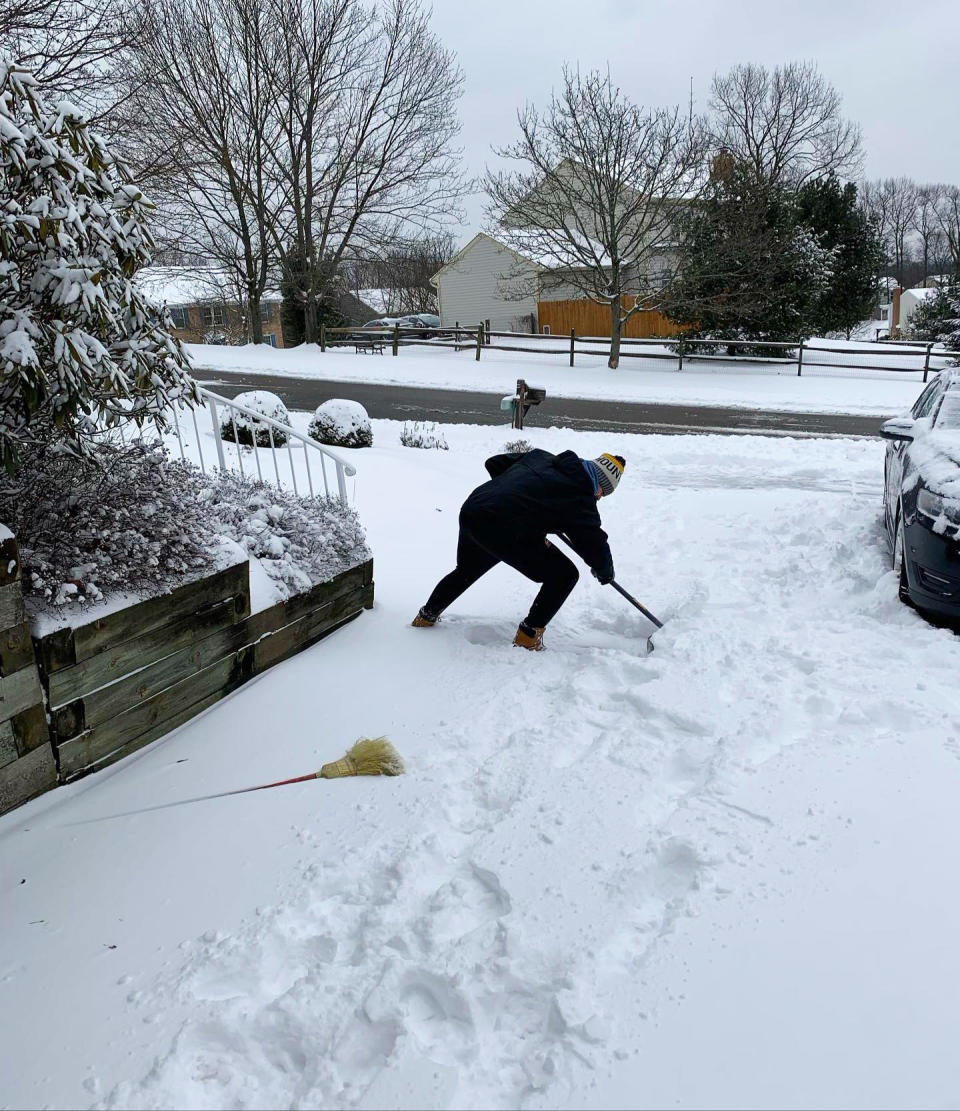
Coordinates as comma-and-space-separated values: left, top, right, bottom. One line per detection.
879, 416, 916, 442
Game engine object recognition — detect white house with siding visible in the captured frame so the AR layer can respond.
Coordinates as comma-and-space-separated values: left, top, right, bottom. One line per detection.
430, 233, 543, 332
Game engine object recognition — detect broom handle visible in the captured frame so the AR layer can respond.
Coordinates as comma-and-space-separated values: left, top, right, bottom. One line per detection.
556, 532, 664, 629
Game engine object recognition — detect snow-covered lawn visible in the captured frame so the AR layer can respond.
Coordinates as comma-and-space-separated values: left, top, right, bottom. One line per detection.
2, 421, 960, 1110
189, 338, 945, 416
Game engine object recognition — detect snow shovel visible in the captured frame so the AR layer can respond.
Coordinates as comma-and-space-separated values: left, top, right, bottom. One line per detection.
557, 533, 663, 654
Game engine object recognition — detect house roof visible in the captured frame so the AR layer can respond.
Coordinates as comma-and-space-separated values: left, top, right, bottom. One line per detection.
429, 232, 546, 285
904, 287, 938, 299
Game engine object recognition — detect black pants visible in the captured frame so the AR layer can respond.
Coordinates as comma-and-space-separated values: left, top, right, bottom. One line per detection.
424, 509, 579, 627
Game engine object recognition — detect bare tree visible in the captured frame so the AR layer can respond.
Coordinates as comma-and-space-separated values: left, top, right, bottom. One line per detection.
710, 61, 862, 186
912, 184, 943, 283
862, 176, 918, 286
934, 185, 960, 275
263, 0, 464, 342
0, 0, 137, 117
348, 232, 454, 314
120, 0, 291, 343
486, 67, 709, 368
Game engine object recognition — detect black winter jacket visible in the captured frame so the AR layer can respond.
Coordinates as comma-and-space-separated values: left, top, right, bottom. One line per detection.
461, 448, 614, 580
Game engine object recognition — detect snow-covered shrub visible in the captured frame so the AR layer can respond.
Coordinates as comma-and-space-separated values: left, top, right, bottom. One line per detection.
503, 438, 534, 453
309, 400, 373, 448
400, 421, 448, 450
0, 62, 197, 470
200, 474, 370, 597
0, 440, 214, 610
219, 391, 290, 447
909, 281, 960, 356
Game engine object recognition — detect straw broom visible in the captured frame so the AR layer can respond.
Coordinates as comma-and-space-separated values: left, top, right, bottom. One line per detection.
70, 738, 404, 824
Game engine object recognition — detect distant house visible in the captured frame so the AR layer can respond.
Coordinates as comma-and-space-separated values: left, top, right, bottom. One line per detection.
136, 266, 287, 347
899, 287, 938, 334
429, 231, 682, 338
137, 266, 377, 347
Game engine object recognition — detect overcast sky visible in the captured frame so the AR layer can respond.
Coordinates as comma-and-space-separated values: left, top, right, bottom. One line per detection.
430, 0, 960, 244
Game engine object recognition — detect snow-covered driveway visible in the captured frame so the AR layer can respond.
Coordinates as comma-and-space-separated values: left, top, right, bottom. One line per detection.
2, 423, 959, 1110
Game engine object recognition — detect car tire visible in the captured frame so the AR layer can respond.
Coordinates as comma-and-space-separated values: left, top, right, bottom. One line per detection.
893, 506, 912, 606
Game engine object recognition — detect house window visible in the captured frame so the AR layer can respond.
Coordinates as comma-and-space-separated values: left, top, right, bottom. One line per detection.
259, 302, 275, 322
263, 333, 278, 347
168, 305, 189, 329
201, 304, 225, 328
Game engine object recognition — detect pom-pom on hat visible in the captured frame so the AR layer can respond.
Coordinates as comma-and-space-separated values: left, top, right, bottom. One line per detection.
594, 453, 625, 496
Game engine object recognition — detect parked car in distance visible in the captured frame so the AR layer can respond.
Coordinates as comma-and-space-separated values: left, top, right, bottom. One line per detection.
881, 368, 960, 619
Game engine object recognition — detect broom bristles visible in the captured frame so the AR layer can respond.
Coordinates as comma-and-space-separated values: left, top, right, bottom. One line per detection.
319, 736, 404, 779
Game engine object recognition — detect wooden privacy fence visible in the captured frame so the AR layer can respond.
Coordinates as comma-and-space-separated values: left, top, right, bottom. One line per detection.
537, 298, 684, 339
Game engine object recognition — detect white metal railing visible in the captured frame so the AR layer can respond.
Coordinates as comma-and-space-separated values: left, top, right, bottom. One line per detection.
169, 388, 356, 503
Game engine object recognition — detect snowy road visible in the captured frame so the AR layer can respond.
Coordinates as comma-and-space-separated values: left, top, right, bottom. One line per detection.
2, 423, 959, 1110
202, 369, 889, 439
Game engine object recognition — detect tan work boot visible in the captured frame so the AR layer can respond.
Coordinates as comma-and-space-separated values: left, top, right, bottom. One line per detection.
411, 608, 438, 628
513, 623, 545, 651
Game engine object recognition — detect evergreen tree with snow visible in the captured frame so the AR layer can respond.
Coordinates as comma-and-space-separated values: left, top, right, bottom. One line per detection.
0, 60, 197, 470
908, 279, 960, 352
796, 176, 884, 338
664, 161, 832, 348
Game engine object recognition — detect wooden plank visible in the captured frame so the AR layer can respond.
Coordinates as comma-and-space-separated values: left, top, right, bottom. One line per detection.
0, 664, 43, 725
51, 562, 373, 736
61, 687, 227, 783
46, 595, 241, 710
0, 582, 25, 630
0, 535, 20, 586
11, 704, 49, 757
245, 561, 370, 642
56, 648, 252, 779
0, 720, 16, 768
0, 743, 56, 815
35, 560, 250, 674
0, 621, 34, 677
252, 586, 367, 674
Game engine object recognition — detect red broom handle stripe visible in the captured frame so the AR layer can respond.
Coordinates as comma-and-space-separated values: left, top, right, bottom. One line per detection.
239, 771, 319, 794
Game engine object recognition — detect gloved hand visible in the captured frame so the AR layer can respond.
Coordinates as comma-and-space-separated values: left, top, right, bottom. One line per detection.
592, 565, 614, 586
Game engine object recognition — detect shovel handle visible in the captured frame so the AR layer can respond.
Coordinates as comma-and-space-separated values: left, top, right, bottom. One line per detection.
556, 533, 664, 629
609, 579, 664, 628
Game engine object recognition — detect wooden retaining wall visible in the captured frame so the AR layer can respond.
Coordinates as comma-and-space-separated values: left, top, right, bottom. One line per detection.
34, 559, 374, 783
0, 534, 56, 814
0, 544, 373, 814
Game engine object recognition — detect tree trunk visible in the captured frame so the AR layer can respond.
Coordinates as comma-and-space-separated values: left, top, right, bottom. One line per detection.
608, 298, 621, 369
247, 293, 263, 344
303, 298, 319, 345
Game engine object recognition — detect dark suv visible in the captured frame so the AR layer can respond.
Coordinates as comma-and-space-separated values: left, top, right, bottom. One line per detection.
881, 369, 960, 617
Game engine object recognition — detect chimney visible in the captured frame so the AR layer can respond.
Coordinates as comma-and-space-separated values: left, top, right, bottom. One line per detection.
891, 286, 902, 338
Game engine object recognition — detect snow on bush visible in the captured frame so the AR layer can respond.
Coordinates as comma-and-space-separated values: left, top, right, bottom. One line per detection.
309, 399, 373, 448
219, 391, 290, 447
400, 420, 448, 450
199, 474, 369, 597
0, 62, 197, 469
0, 439, 369, 614
503, 438, 534, 453
0, 440, 213, 609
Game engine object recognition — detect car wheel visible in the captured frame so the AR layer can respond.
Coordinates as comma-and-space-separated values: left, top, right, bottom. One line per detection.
893, 507, 912, 606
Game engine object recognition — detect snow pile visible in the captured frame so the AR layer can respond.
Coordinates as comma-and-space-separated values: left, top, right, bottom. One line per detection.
5, 421, 960, 1110
200, 473, 369, 598
308, 399, 373, 448
220, 390, 290, 447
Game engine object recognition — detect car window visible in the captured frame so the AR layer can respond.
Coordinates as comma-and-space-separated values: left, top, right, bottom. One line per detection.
912, 376, 946, 419
934, 386, 960, 430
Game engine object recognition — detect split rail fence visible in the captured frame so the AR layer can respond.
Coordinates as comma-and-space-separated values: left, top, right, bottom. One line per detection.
321, 324, 960, 383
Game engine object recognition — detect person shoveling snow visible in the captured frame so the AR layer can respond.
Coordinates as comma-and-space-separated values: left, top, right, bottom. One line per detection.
412, 449, 625, 650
